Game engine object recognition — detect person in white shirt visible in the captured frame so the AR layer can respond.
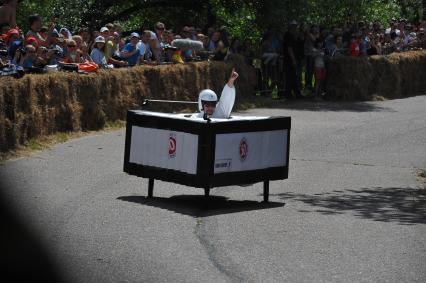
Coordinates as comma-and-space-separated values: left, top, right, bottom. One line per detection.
192, 68, 239, 119
90, 36, 109, 68
136, 30, 151, 59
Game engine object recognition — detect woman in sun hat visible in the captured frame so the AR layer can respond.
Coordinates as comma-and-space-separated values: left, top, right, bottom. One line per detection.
90, 35, 108, 68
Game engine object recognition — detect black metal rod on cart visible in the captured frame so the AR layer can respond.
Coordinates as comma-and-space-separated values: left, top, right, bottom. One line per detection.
143, 99, 198, 105
263, 181, 269, 202
148, 178, 154, 198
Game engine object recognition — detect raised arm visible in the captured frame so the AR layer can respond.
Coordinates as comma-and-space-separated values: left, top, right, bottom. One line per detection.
214, 68, 239, 118
227, 67, 239, 88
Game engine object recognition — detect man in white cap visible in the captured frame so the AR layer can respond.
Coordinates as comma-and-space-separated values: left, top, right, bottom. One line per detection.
192, 68, 239, 119
100, 26, 109, 38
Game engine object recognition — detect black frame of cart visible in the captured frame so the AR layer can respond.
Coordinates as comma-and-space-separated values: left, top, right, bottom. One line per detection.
123, 110, 291, 202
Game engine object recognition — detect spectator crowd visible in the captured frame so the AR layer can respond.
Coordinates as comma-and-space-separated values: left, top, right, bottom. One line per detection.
0, 1, 425, 100
260, 16, 426, 100
0, 1, 243, 75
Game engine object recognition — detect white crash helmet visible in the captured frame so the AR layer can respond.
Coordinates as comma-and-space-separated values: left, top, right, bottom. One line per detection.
198, 89, 217, 111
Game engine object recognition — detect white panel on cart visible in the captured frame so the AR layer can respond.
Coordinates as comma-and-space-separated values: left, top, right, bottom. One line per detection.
214, 130, 287, 173
129, 126, 198, 174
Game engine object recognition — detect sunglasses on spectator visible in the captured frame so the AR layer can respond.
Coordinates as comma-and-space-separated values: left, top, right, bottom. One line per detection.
68, 45, 76, 47
156, 27, 165, 30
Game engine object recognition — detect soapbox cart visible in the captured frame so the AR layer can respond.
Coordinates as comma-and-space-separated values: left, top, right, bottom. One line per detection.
123, 110, 291, 202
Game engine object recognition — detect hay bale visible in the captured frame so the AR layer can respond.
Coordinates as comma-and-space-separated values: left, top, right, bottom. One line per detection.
327, 56, 373, 100
326, 50, 426, 100
0, 56, 255, 152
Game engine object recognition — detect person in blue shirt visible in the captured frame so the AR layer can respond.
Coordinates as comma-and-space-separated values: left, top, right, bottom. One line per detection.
121, 32, 141, 66
19, 44, 36, 68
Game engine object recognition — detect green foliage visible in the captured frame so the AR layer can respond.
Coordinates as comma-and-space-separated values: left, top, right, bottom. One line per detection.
209, 0, 261, 43
14, 0, 424, 40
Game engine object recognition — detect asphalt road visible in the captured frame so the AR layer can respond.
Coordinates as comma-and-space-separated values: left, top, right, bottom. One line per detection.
1, 96, 425, 283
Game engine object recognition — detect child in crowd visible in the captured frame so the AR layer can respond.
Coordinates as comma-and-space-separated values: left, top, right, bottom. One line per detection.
79, 42, 92, 62
19, 44, 36, 68
90, 35, 109, 68
311, 39, 326, 100
63, 39, 80, 63
349, 34, 360, 57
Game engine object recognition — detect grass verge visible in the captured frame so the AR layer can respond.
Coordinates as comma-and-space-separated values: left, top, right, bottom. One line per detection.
0, 120, 126, 163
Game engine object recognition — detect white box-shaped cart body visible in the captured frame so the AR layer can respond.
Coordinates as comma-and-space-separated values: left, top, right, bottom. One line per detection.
124, 111, 291, 189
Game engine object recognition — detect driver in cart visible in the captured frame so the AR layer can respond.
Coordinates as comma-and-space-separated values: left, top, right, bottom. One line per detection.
192, 68, 239, 119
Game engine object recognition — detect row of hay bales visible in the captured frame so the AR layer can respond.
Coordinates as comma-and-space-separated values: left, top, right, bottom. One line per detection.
1, 51, 425, 152
0, 55, 256, 152
326, 50, 426, 100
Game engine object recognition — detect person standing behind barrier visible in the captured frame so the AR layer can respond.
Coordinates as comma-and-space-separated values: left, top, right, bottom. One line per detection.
181, 26, 195, 61
260, 31, 279, 96
18, 44, 36, 69
330, 35, 346, 58
207, 30, 220, 51
137, 30, 152, 64
153, 22, 165, 63
105, 32, 127, 67
349, 34, 360, 57
26, 14, 52, 48
121, 32, 142, 66
311, 39, 326, 101
79, 42, 92, 62
78, 27, 91, 44
304, 25, 319, 93
295, 24, 306, 95
212, 26, 230, 61
282, 20, 302, 100
90, 36, 109, 68
62, 39, 80, 63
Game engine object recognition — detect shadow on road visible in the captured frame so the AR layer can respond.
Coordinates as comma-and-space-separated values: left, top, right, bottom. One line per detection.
242, 99, 395, 113
270, 187, 426, 225
117, 195, 284, 217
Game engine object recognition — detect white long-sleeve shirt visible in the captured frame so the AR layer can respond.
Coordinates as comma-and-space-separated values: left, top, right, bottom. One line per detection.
192, 84, 235, 119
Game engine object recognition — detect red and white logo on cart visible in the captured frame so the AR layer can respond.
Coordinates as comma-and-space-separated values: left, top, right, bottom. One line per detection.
169, 134, 177, 158
239, 138, 248, 161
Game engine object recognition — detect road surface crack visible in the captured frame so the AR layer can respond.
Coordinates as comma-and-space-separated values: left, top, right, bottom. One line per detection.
194, 216, 245, 283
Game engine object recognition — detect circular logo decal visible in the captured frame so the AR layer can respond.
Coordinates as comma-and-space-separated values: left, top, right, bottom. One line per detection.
169, 135, 176, 158
239, 138, 248, 161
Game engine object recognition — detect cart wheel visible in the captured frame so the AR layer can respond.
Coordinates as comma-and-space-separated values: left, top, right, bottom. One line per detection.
263, 181, 269, 203
148, 178, 154, 198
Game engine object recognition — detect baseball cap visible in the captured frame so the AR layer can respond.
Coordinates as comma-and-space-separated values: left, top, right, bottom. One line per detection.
100, 27, 109, 33
130, 32, 140, 38
6, 28, 19, 40
95, 35, 105, 43
25, 36, 38, 46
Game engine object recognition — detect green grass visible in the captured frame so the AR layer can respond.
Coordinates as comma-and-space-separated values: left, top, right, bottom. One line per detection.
55, 132, 69, 143
28, 139, 44, 151
105, 120, 126, 130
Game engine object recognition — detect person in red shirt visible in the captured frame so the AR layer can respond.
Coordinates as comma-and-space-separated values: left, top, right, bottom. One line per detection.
349, 34, 360, 57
